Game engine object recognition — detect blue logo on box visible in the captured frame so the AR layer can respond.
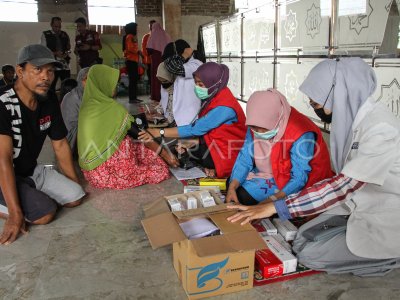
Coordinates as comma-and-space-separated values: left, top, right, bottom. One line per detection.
186, 257, 229, 296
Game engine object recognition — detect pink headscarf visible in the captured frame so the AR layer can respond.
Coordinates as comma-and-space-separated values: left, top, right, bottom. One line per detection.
246, 89, 292, 180
146, 22, 172, 53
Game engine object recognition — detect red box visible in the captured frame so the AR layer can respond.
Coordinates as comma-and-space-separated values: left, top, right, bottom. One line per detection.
253, 223, 266, 233
255, 248, 284, 278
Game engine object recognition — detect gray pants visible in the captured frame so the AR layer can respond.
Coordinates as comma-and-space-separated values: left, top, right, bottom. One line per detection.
293, 214, 400, 277
0, 165, 85, 222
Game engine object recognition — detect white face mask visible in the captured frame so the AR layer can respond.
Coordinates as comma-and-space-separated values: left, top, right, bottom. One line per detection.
251, 128, 279, 140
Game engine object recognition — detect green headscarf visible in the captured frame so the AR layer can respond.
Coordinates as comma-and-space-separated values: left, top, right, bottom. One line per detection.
78, 64, 134, 170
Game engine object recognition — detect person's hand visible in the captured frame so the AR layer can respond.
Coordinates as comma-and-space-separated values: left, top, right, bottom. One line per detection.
0, 213, 28, 245
226, 202, 276, 225
225, 187, 239, 204
182, 48, 193, 60
162, 151, 180, 168
138, 129, 158, 142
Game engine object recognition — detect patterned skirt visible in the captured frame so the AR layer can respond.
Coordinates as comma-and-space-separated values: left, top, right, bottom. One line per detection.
83, 137, 170, 189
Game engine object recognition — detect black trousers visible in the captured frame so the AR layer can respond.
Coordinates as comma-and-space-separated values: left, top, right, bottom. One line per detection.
51, 69, 71, 91
0, 176, 57, 222
126, 60, 138, 102
226, 177, 258, 206
187, 137, 215, 169
146, 63, 151, 91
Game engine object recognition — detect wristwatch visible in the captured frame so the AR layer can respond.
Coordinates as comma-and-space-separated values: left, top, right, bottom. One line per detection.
159, 129, 165, 139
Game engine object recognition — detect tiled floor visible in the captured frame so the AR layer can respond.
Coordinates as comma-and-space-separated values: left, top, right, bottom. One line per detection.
1, 96, 399, 299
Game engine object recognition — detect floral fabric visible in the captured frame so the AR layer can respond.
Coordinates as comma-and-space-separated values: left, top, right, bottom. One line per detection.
83, 137, 170, 189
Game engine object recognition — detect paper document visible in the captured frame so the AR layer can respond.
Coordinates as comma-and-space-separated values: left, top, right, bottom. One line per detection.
169, 167, 206, 180
179, 218, 220, 239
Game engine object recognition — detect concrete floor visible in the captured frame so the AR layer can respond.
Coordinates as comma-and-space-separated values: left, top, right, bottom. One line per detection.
1, 96, 400, 300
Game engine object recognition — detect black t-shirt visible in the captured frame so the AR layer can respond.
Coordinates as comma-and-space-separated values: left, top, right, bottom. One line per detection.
0, 85, 67, 177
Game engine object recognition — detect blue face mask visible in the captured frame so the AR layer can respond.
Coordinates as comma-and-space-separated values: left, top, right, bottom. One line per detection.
194, 85, 209, 100
252, 128, 279, 140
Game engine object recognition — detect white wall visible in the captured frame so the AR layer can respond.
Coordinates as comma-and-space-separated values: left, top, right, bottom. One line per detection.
0, 21, 78, 75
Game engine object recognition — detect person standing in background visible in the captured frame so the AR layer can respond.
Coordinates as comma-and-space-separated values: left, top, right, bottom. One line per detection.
74, 17, 102, 68
40, 17, 71, 91
123, 22, 141, 103
141, 20, 156, 92
162, 39, 203, 126
146, 22, 171, 101
0, 65, 15, 88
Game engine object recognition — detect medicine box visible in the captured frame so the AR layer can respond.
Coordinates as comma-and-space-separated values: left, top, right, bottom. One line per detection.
260, 218, 278, 235
142, 190, 266, 299
272, 218, 298, 241
199, 178, 227, 191
255, 235, 297, 278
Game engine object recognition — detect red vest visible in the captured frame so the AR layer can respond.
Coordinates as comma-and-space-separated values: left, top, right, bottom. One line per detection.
270, 108, 334, 190
199, 87, 247, 178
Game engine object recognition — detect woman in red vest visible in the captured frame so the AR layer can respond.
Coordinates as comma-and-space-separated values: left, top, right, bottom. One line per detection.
138, 62, 247, 178
226, 89, 333, 205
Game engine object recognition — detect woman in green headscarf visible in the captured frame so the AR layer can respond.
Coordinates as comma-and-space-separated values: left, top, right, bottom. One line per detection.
77, 64, 172, 189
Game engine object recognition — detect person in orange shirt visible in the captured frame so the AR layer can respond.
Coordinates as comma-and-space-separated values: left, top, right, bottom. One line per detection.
141, 20, 156, 91
123, 22, 141, 103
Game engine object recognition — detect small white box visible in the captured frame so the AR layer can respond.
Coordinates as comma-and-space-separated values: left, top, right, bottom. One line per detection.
272, 218, 298, 241
168, 198, 183, 212
199, 191, 212, 200
260, 219, 277, 235
260, 232, 292, 252
183, 186, 220, 193
186, 196, 198, 210
262, 235, 297, 274
200, 196, 216, 208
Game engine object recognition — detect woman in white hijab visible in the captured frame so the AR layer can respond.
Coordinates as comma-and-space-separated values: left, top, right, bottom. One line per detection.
228, 58, 400, 276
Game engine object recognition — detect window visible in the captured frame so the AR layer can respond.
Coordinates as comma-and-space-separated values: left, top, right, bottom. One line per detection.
321, 0, 367, 17
87, 0, 135, 26
0, 0, 38, 22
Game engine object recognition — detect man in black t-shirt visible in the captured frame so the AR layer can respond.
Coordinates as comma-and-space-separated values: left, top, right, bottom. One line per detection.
0, 44, 85, 245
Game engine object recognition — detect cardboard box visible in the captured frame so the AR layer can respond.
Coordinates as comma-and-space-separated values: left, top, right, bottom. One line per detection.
260, 232, 292, 253
255, 248, 285, 278
183, 185, 221, 193
199, 178, 227, 191
141, 190, 266, 299
260, 219, 278, 235
257, 235, 297, 277
272, 218, 298, 241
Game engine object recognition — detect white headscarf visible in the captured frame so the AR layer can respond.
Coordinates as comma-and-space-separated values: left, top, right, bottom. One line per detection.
299, 57, 377, 173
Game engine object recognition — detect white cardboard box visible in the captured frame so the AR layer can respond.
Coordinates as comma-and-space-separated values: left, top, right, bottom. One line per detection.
272, 218, 298, 241
260, 219, 278, 235
261, 235, 297, 274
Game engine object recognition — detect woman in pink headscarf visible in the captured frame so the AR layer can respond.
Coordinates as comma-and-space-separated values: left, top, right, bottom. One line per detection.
146, 22, 171, 101
226, 89, 333, 205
